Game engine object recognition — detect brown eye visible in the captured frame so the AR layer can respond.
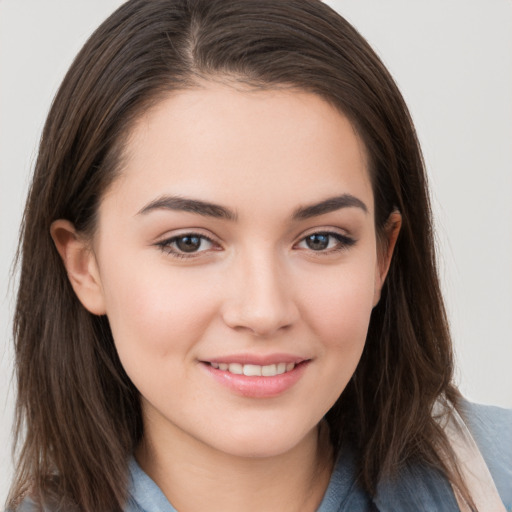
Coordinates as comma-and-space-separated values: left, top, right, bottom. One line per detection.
157, 233, 215, 257
175, 235, 203, 253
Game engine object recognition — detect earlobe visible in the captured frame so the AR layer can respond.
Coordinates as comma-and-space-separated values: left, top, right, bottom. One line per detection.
373, 210, 402, 307
50, 219, 106, 315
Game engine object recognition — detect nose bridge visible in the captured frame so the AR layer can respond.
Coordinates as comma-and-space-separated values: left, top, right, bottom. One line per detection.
222, 246, 298, 336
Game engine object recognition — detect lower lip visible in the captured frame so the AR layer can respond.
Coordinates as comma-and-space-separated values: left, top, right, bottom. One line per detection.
201, 361, 309, 398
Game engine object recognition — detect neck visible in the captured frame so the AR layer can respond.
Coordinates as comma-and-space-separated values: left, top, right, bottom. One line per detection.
136, 421, 333, 512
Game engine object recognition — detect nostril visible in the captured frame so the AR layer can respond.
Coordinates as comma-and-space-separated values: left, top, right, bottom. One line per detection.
221, 302, 298, 337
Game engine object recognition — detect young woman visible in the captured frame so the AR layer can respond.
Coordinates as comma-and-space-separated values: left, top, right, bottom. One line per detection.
7, 1, 511, 511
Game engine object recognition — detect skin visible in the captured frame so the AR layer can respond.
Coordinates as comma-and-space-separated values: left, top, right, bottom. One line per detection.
52, 83, 400, 512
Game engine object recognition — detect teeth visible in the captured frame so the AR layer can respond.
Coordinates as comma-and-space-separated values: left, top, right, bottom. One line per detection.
229, 363, 243, 375
243, 364, 261, 376
262, 364, 276, 376
210, 362, 297, 376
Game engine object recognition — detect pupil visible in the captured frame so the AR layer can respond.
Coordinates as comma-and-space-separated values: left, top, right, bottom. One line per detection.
306, 234, 329, 250
176, 236, 201, 253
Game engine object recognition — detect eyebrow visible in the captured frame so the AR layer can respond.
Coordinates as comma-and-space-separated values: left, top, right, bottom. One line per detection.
292, 194, 368, 219
137, 193, 367, 221
137, 195, 238, 220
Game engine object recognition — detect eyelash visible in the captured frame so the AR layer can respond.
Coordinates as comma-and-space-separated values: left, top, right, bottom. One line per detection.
156, 230, 356, 259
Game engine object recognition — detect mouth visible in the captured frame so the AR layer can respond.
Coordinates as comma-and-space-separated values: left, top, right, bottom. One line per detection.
208, 361, 297, 377
200, 358, 310, 398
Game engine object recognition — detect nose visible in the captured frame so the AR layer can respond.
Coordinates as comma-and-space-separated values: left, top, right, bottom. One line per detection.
221, 250, 299, 337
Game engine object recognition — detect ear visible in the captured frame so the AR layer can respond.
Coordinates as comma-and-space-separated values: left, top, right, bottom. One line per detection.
50, 219, 106, 315
373, 210, 402, 307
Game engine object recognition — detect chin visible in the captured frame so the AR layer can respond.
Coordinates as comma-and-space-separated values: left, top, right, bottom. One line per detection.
207, 422, 317, 460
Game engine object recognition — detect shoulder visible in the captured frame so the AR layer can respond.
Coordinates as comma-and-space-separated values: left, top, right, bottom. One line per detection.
6, 498, 54, 512
459, 399, 512, 507
5, 498, 35, 512
6, 496, 80, 512
372, 399, 512, 512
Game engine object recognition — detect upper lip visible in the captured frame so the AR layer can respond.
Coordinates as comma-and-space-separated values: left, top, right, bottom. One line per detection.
201, 353, 309, 366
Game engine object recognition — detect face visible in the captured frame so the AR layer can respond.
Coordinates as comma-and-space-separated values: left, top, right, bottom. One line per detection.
62, 84, 396, 460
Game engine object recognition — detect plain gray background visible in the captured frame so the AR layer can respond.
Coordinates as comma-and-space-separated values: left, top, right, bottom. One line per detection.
1, 0, 511, 504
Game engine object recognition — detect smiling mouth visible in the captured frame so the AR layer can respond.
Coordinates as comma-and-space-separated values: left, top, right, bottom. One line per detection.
203, 359, 310, 397
208, 362, 296, 377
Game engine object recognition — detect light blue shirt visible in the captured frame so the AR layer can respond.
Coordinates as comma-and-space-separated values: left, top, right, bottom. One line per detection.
13, 402, 512, 512
125, 402, 512, 512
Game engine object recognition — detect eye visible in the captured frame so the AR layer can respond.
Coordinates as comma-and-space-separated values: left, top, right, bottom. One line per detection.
296, 231, 355, 252
156, 233, 216, 257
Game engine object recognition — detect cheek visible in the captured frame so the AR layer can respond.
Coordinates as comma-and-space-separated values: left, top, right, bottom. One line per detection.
295, 258, 377, 403
98, 260, 218, 376
298, 260, 378, 347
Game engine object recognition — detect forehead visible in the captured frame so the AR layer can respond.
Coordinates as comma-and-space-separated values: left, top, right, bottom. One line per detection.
104, 83, 373, 219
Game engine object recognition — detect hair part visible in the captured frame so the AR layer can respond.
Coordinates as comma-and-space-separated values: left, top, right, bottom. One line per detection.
10, 1, 471, 510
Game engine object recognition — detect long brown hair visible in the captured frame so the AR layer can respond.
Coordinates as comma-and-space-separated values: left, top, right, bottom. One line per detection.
10, 0, 467, 510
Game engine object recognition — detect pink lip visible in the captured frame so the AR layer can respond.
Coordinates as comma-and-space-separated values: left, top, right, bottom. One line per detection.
200, 359, 310, 398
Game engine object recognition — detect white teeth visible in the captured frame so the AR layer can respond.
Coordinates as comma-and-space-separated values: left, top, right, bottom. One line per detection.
210, 361, 297, 376
261, 364, 277, 376
243, 364, 261, 376
228, 363, 243, 375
